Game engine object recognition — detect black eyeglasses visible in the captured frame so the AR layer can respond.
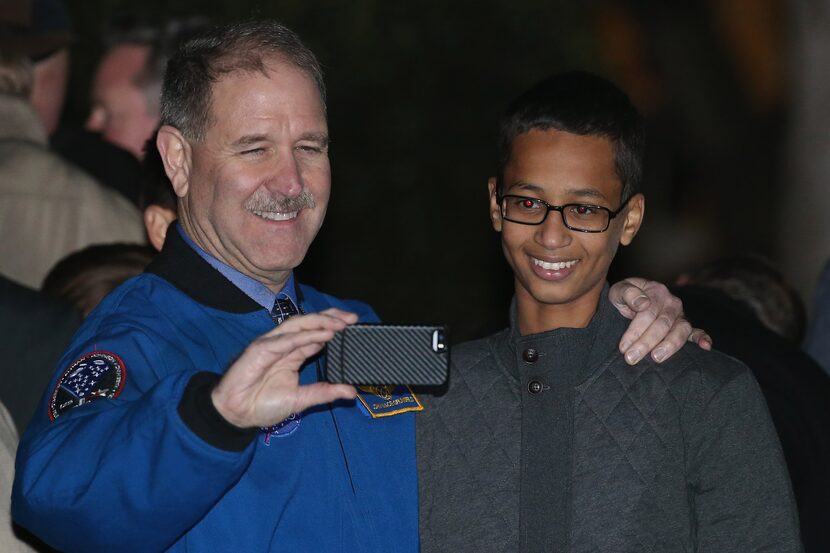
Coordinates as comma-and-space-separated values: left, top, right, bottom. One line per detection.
497, 194, 631, 233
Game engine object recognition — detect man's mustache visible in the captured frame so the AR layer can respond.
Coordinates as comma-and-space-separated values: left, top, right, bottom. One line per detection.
244, 189, 316, 213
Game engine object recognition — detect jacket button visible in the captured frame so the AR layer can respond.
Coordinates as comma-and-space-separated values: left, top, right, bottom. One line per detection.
522, 348, 539, 363
528, 380, 543, 394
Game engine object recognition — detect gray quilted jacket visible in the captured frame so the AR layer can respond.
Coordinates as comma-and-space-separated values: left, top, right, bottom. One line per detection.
417, 291, 802, 552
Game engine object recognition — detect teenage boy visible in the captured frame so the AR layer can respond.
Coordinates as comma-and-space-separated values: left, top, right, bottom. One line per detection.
417, 71, 802, 553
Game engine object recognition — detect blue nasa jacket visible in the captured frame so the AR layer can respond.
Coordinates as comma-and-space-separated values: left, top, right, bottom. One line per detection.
12, 228, 420, 552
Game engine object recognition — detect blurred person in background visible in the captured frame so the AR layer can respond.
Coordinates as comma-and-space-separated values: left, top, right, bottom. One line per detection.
52, 17, 208, 207
674, 254, 830, 553
0, 31, 145, 289
0, 400, 37, 553
85, 16, 208, 160
50, 123, 145, 207
0, 0, 70, 136
0, 274, 81, 434
41, 243, 156, 317
0, 0, 146, 208
0, 273, 80, 553
804, 258, 830, 378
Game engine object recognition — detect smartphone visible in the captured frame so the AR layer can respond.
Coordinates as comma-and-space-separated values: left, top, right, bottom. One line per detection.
325, 324, 449, 386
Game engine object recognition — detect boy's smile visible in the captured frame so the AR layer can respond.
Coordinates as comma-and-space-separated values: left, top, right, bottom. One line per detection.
489, 129, 644, 334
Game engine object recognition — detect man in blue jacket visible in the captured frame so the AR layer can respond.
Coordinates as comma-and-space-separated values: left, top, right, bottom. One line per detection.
12, 20, 702, 552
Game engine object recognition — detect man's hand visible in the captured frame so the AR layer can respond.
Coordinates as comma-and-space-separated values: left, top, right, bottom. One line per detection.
609, 277, 712, 365
211, 308, 358, 429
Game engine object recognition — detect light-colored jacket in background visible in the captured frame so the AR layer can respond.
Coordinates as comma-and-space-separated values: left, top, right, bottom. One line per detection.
1, 402, 35, 553
0, 94, 145, 288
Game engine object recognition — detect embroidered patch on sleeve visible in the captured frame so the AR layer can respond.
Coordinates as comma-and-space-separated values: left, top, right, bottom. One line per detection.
49, 351, 126, 421
355, 385, 423, 419
261, 412, 302, 445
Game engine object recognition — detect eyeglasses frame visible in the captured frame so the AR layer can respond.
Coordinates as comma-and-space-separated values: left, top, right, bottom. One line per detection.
496, 194, 632, 233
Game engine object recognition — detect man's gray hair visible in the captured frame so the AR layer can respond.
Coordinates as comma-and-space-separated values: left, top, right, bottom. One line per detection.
160, 20, 326, 141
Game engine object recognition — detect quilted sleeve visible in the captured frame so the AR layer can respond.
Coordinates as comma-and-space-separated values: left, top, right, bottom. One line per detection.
685, 364, 803, 552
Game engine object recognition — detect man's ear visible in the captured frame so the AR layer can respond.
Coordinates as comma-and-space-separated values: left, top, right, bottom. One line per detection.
619, 193, 645, 246
487, 176, 503, 232
156, 125, 192, 198
143, 205, 178, 252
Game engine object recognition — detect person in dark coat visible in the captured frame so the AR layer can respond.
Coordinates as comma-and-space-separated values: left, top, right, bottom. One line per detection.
0, 275, 81, 433
674, 254, 830, 553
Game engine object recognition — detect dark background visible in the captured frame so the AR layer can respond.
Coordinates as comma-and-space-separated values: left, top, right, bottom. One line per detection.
62, 0, 790, 342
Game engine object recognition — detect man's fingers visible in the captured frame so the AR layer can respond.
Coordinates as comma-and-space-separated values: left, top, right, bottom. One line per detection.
215, 335, 339, 428
616, 282, 684, 353
240, 329, 334, 368
609, 279, 651, 321
689, 328, 712, 350
636, 282, 682, 321
292, 382, 356, 414
617, 313, 652, 358
618, 287, 683, 365
642, 317, 693, 364
258, 329, 337, 354
214, 310, 361, 428
621, 313, 677, 364
221, 331, 333, 405
264, 309, 357, 337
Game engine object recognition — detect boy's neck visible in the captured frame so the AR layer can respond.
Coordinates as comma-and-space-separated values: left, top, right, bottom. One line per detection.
515, 279, 606, 336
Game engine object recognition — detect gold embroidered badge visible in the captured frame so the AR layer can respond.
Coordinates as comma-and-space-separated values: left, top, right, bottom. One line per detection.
355, 385, 423, 419
357, 384, 395, 400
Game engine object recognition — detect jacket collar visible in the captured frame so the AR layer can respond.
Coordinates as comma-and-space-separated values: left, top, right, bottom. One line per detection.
494, 284, 628, 383
145, 223, 263, 314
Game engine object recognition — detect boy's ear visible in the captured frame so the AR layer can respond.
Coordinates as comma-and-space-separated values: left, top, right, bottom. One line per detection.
619, 193, 645, 246
156, 125, 192, 198
143, 205, 178, 252
487, 176, 503, 232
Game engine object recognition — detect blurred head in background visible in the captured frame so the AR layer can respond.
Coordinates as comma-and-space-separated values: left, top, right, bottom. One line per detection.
42, 243, 156, 317
86, 16, 208, 158
0, 0, 73, 134
676, 254, 806, 344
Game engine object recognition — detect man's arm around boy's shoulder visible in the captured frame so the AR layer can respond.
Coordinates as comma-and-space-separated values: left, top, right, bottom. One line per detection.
678, 346, 803, 552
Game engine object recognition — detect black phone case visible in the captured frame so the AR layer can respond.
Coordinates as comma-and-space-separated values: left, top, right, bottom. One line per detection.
325, 324, 449, 386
